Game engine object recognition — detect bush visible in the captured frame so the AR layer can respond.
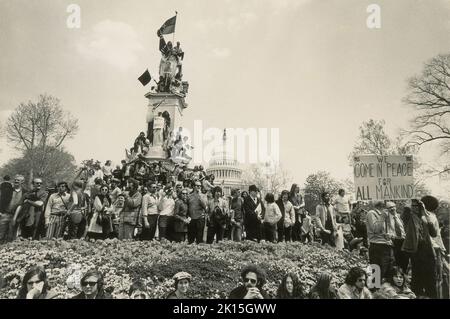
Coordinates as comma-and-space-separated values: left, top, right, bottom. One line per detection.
0, 239, 367, 299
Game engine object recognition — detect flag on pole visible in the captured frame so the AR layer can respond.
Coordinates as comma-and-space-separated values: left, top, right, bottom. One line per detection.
138, 69, 151, 86
158, 15, 177, 35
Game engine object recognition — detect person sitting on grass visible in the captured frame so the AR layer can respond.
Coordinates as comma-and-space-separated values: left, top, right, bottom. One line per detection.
376, 266, 416, 299
307, 272, 338, 299
72, 269, 112, 299
337, 267, 372, 299
167, 272, 192, 299
17, 266, 59, 299
129, 280, 149, 299
276, 272, 304, 299
229, 264, 269, 299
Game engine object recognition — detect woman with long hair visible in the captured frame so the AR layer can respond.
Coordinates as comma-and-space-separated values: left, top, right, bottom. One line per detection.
276, 272, 304, 299
87, 185, 112, 240
308, 272, 337, 299
289, 183, 303, 241
276, 190, 295, 242
17, 266, 59, 299
377, 266, 416, 299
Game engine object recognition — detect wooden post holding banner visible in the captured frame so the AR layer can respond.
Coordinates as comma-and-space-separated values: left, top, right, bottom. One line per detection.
353, 155, 415, 201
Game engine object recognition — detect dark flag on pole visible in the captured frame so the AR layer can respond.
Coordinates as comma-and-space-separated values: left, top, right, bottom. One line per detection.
138, 69, 151, 86
158, 15, 177, 35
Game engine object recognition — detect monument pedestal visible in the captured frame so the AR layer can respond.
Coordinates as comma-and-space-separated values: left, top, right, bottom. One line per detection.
144, 92, 187, 160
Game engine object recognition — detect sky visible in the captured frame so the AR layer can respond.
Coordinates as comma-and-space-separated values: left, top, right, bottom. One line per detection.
1, 0, 450, 195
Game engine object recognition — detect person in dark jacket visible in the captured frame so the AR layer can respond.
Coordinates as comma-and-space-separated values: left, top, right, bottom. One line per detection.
242, 185, 263, 242
401, 199, 438, 298
72, 269, 112, 299
229, 264, 269, 299
173, 189, 189, 242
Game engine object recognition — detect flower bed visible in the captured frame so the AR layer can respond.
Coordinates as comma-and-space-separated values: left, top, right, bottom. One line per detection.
0, 239, 367, 299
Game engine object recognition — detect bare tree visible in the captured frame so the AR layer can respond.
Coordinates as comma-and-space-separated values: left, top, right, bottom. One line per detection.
242, 163, 292, 196
6, 94, 78, 184
404, 54, 450, 174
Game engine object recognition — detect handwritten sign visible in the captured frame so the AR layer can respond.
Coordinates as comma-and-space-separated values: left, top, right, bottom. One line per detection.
353, 155, 414, 201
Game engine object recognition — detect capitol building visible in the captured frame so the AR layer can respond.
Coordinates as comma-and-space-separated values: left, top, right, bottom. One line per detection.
206, 129, 246, 197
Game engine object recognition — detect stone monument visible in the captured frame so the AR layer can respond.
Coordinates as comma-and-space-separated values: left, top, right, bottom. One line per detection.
142, 28, 190, 165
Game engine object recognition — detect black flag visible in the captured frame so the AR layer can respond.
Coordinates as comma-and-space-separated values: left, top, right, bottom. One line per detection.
158, 15, 177, 35
138, 69, 151, 86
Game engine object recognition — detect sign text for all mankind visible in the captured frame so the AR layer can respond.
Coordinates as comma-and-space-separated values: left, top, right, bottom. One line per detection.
353, 155, 414, 201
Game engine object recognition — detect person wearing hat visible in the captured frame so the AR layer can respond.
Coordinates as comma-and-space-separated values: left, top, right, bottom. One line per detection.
167, 272, 192, 299
157, 186, 175, 240
242, 185, 263, 242
44, 181, 71, 239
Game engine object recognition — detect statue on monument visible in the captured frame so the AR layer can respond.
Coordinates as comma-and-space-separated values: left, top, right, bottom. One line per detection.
157, 34, 187, 96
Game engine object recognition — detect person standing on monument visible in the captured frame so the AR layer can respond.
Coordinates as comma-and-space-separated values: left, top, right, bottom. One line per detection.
187, 181, 207, 244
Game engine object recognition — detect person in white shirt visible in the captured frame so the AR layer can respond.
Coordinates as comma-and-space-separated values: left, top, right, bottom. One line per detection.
141, 182, 160, 240
334, 189, 352, 219
157, 186, 175, 240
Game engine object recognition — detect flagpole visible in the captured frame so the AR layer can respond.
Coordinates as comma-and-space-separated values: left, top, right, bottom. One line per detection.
173, 11, 178, 43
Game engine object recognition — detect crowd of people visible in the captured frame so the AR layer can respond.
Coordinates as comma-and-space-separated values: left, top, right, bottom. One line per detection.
0, 160, 449, 299
15, 263, 419, 299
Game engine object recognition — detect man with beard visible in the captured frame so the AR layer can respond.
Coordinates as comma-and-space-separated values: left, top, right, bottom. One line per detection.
15, 178, 48, 239
229, 264, 269, 299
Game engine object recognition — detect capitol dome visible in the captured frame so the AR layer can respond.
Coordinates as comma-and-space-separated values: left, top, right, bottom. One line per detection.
206, 129, 245, 196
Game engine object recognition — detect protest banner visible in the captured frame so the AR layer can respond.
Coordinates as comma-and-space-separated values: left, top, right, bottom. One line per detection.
353, 155, 414, 201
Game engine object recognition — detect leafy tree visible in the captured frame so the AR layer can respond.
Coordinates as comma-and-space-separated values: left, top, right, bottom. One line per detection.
303, 171, 344, 214
351, 119, 430, 197
0, 146, 77, 187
